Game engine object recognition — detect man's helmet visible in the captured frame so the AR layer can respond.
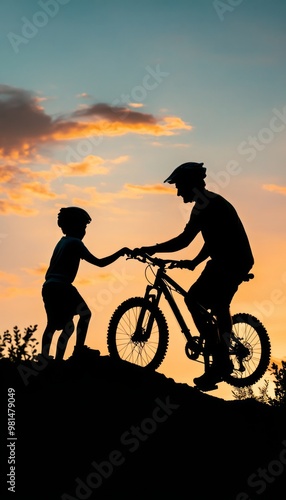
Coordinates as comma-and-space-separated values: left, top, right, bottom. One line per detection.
164, 162, 206, 185
57, 207, 91, 231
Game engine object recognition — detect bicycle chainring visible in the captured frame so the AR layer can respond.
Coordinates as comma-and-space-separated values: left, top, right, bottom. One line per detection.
185, 337, 202, 360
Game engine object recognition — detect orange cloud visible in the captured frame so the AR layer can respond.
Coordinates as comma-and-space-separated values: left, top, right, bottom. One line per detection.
66, 185, 121, 207
0, 86, 192, 158
51, 155, 111, 178
50, 117, 191, 142
63, 182, 175, 209
124, 183, 175, 194
0, 165, 19, 182
0, 154, 131, 215
21, 182, 57, 199
0, 199, 37, 216
263, 184, 286, 195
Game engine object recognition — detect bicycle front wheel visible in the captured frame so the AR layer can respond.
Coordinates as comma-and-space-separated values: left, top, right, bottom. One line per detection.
107, 297, 169, 370
225, 313, 271, 388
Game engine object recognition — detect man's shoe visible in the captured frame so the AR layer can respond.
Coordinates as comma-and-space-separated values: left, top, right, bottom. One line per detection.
194, 377, 218, 392
193, 359, 233, 391
193, 370, 222, 391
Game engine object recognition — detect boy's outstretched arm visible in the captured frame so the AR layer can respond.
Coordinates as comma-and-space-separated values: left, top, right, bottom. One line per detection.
83, 247, 131, 267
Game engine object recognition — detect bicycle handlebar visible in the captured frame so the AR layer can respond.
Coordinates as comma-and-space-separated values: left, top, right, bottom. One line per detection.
127, 252, 186, 269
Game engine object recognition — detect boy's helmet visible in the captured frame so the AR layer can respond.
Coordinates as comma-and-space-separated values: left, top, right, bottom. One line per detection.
57, 207, 91, 230
164, 162, 206, 185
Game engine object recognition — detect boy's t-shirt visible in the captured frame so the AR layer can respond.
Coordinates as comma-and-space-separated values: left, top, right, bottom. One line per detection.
45, 236, 91, 284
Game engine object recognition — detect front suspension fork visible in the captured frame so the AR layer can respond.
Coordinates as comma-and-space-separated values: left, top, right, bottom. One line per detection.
133, 286, 161, 341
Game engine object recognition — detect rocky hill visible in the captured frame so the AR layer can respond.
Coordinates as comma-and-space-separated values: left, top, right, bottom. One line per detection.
1, 351, 286, 500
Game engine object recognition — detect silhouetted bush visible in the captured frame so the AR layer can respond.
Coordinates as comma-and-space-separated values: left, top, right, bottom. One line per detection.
232, 363, 286, 408
270, 361, 286, 407
0, 325, 38, 362
231, 379, 272, 405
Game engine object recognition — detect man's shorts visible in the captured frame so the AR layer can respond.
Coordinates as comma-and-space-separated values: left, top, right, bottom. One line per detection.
186, 260, 245, 313
42, 282, 88, 330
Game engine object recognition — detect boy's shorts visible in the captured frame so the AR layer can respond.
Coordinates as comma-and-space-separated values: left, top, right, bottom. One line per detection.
42, 282, 88, 330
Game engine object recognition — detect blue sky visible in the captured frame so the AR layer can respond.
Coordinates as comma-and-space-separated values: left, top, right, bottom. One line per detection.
1, 0, 286, 398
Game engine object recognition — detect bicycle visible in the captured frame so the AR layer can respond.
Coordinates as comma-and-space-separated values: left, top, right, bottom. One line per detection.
107, 254, 271, 388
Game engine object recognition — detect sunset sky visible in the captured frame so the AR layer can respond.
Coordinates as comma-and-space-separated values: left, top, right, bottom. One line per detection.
1, 0, 286, 399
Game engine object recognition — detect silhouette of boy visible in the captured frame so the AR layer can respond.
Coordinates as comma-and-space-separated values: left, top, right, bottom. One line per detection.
41, 207, 130, 361
135, 163, 254, 391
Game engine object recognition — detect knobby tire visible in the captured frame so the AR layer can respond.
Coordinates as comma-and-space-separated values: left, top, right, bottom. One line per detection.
225, 313, 271, 388
107, 297, 169, 370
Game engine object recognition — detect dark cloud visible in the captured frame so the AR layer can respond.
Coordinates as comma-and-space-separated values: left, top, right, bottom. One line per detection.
0, 85, 52, 155
72, 102, 157, 124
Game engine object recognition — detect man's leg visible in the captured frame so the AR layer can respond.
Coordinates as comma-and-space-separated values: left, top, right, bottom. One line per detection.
185, 269, 234, 389
211, 304, 233, 372
212, 273, 241, 373
185, 275, 220, 352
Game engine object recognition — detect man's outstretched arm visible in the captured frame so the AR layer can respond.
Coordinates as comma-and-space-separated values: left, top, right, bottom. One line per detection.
137, 224, 199, 256
172, 243, 210, 270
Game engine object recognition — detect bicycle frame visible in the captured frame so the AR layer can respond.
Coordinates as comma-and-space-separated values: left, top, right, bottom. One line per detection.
133, 257, 215, 356
141, 266, 194, 340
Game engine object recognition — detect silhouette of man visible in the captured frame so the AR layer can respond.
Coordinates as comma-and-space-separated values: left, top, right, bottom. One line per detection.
135, 162, 254, 391
41, 207, 130, 361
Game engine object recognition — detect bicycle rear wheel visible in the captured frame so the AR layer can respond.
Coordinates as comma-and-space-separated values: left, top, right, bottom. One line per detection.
225, 313, 271, 388
107, 297, 169, 370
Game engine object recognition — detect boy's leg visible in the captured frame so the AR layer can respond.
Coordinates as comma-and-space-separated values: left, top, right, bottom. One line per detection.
70, 289, 92, 354
75, 304, 92, 350
55, 320, 75, 360
41, 323, 56, 357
